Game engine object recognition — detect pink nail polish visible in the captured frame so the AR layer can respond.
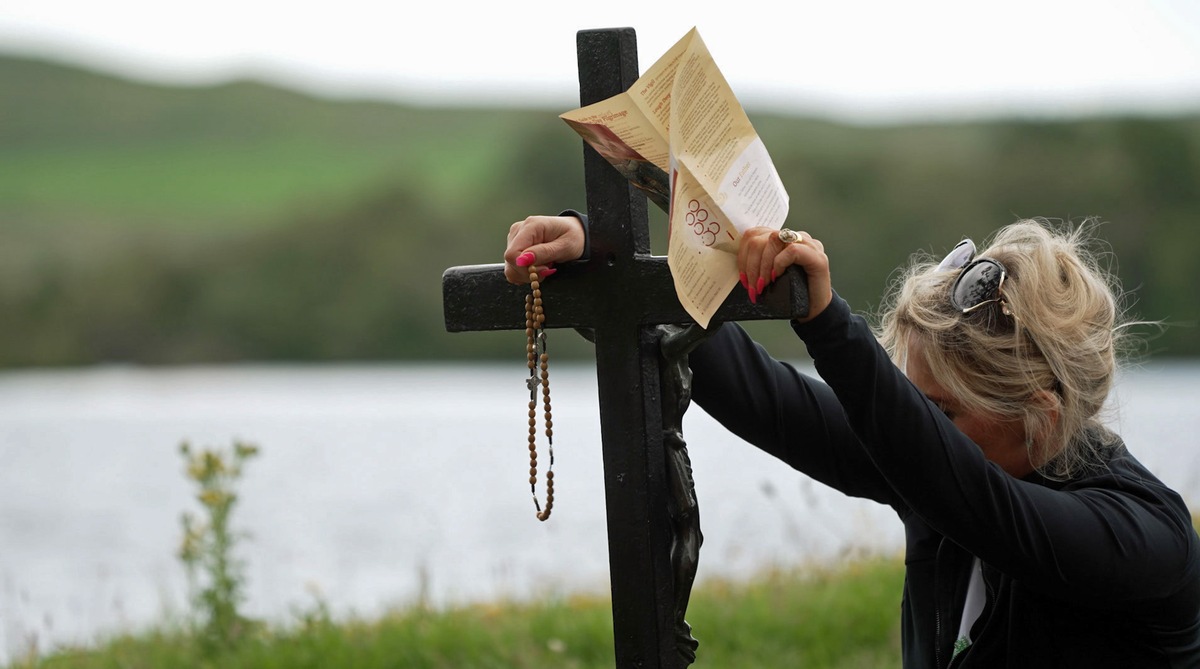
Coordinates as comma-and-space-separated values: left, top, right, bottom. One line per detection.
539, 268, 557, 279
749, 286, 757, 304
516, 252, 535, 267
771, 269, 777, 283
739, 272, 748, 291
756, 277, 766, 294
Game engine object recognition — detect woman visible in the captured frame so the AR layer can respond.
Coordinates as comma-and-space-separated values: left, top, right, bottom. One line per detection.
503, 214, 1200, 668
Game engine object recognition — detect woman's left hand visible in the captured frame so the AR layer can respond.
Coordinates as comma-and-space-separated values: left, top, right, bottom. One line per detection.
738, 227, 832, 323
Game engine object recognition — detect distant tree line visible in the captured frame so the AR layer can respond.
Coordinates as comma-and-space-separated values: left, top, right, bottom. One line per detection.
1, 56, 1196, 366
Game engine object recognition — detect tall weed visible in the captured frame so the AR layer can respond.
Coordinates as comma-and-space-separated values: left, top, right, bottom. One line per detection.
178, 441, 260, 654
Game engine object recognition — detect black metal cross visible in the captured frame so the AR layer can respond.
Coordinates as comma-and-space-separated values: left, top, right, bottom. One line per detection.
441, 27, 809, 669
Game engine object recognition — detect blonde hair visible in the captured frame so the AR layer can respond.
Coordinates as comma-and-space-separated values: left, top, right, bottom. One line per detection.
876, 218, 1133, 479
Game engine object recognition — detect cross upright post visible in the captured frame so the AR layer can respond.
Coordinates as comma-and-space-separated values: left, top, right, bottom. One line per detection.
442, 27, 809, 668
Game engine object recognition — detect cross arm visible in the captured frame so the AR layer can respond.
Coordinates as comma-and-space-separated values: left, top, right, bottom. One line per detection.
442, 258, 809, 332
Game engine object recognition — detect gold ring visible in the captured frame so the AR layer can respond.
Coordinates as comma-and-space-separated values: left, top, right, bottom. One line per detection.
778, 228, 805, 244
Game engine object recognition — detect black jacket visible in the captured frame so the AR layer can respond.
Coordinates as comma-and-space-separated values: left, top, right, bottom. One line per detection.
689, 295, 1200, 668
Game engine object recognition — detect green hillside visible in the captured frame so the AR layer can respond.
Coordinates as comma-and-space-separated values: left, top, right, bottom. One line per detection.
0, 56, 562, 230
1, 54, 1197, 366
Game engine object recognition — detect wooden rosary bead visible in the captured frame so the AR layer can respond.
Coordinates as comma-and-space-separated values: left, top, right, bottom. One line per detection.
524, 266, 556, 521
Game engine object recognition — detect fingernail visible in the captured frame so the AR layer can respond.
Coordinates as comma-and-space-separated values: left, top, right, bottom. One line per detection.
516, 252, 535, 267
771, 269, 777, 283
538, 268, 557, 279
749, 286, 757, 304
756, 277, 766, 294
739, 272, 748, 291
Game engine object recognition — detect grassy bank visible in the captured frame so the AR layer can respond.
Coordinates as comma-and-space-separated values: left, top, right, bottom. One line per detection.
11, 559, 905, 669
13, 515, 1200, 667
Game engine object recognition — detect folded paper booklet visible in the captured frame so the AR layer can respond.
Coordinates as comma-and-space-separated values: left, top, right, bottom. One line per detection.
560, 27, 789, 328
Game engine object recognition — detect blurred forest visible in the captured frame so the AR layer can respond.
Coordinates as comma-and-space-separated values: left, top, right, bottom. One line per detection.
1, 54, 1197, 367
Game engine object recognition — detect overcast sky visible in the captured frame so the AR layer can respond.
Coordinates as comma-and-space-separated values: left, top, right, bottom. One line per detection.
3, 0, 1199, 122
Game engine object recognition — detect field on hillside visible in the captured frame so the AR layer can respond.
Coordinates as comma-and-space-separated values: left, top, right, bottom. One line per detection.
2, 54, 1199, 365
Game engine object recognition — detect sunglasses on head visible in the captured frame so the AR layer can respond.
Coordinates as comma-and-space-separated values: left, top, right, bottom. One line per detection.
938, 239, 1013, 316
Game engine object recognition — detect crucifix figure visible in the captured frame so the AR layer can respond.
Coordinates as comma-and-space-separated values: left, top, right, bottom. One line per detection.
657, 322, 711, 663
442, 27, 809, 669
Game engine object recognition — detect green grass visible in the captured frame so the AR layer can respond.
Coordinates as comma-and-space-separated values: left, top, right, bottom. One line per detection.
0, 140, 399, 225
0, 120, 548, 230
19, 513, 1197, 667
686, 561, 904, 668
10, 559, 906, 669
0, 54, 554, 232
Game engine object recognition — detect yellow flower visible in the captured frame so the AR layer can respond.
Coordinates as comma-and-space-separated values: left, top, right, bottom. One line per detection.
198, 489, 232, 508
178, 516, 207, 560
202, 452, 227, 477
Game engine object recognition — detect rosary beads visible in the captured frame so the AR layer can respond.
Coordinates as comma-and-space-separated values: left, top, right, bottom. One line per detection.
525, 268, 554, 521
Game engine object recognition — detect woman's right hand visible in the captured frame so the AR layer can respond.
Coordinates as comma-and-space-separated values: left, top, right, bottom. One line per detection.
504, 215, 586, 285
737, 226, 832, 323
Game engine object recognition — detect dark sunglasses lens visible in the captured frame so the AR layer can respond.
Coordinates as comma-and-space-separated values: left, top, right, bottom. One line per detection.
951, 260, 1004, 312
937, 239, 976, 272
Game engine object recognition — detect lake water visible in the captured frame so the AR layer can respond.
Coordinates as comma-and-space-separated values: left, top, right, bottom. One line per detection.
1, 359, 1197, 660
